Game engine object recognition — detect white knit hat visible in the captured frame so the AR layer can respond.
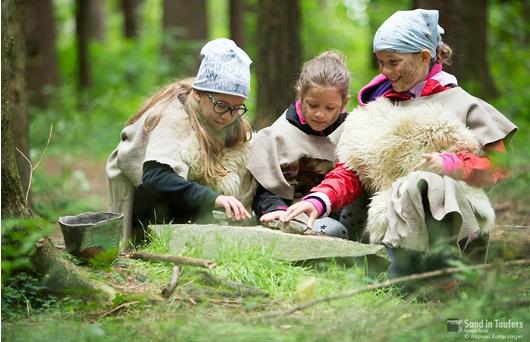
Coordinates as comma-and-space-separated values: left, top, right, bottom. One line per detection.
192, 38, 252, 98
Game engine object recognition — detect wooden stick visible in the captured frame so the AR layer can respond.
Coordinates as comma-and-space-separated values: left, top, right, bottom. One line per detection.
161, 266, 180, 298
126, 251, 216, 269
256, 258, 530, 320
98, 301, 140, 319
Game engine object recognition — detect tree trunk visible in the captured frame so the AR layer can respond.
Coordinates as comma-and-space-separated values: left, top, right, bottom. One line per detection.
162, 0, 208, 77
76, 0, 91, 88
121, 0, 140, 39
88, 0, 106, 42
414, 0, 499, 98
2, 0, 31, 218
22, 0, 59, 107
254, 0, 301, 129
2, 0, 115, 304
229, 0, 245, 49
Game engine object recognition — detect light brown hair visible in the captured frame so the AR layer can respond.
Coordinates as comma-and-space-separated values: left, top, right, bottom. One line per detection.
126, 78, 252, 185
295, 51, 351, 100
436, 42, 453, 65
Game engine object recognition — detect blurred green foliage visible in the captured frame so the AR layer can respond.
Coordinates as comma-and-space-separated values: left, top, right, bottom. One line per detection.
1, 218, 54, 282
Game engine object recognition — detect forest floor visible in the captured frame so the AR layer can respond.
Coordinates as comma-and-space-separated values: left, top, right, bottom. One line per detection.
2, 153, 529, 341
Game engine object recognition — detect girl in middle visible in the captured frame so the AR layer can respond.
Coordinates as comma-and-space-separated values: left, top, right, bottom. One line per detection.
247, 51, 355, 238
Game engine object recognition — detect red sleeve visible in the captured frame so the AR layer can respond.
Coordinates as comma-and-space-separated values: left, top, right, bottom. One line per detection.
310, 162, 364, 211
455, 140, 510, 187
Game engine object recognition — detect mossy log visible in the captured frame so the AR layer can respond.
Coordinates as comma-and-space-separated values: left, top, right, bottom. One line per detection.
490, 224, 530, 259
30, 238, 115, 303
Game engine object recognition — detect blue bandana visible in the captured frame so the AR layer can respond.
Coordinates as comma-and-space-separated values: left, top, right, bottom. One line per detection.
373, 9, 444, 60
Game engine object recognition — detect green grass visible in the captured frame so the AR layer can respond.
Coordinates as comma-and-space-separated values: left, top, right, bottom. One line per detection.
2, 250, 529, 341
3, 229, 530, 341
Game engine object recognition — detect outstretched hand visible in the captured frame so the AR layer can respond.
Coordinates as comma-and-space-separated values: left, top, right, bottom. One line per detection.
214, 195, 251, 221
413, 153, 444, 174
260, 210, 287, 223
281, 201, 319, 229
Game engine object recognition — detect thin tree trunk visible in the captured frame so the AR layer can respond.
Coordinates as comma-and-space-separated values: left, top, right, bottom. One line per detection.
254, 0, 301, 129
121, 0, 140, 39
229, 0, 245, 49
76, 0, 91, 88
414, 0, 499, 98
162, 0, 208, 77
88, 0, 106, 42
23, 0, 59, 107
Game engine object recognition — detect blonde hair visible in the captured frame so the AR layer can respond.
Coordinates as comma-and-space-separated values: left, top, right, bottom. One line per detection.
436, 42, 453, 65
126, 78, 252, 185
295, 51, 351, 100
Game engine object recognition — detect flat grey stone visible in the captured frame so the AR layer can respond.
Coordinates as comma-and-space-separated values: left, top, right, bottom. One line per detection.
151, 224, 389, 266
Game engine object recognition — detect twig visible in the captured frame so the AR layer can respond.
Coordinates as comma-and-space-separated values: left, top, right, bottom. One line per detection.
16, 123, 53, 203
109, 281, 148, 291
98, 301, 140, 319
161, 266, 180, 298
256, 258, 530, 320
125, 251, 216, 269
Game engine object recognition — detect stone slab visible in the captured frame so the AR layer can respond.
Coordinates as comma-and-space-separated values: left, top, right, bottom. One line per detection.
151, 224, 389, 265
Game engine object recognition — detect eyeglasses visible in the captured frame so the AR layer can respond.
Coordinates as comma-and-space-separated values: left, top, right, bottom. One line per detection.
205, 93, 248, 118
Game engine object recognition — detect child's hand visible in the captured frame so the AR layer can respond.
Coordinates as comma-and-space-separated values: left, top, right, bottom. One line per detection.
413, 153, 444, 174
260, 210, 287, 223
281, 201, 319, 229
214, 195, 251, 221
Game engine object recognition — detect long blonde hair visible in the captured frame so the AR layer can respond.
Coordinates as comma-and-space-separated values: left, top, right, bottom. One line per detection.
126, 78, 252, 185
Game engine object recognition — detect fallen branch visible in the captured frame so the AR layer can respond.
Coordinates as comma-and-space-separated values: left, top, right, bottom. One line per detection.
125, 251, 216, 269
161, 266, 180, 298
98, 301, 140, 319
256, 258, 530, 320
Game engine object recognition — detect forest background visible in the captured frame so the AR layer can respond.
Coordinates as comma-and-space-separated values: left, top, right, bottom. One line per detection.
1, 0, 529, 341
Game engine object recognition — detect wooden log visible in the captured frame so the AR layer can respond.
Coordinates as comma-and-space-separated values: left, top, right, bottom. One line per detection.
489, 225, 530, 259
30, 238, 115, 303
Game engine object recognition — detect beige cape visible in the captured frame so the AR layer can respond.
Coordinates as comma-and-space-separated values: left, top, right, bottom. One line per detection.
247, 111, 344, 200
106, 97, 255, 250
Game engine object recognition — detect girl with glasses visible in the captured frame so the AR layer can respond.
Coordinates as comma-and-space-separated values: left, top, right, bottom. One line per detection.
107, 39, 255, 248
247, 51, 353, 239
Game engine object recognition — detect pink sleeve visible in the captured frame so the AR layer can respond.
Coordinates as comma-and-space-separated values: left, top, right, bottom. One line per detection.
440, 152, 462, 175
303, 197, 325, 217
441, 140, 510, 187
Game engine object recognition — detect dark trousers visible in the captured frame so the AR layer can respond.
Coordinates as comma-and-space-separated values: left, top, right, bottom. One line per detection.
131, 186, 213, 230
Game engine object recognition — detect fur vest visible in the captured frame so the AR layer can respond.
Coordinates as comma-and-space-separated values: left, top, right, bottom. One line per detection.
337, 97, 496, 251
